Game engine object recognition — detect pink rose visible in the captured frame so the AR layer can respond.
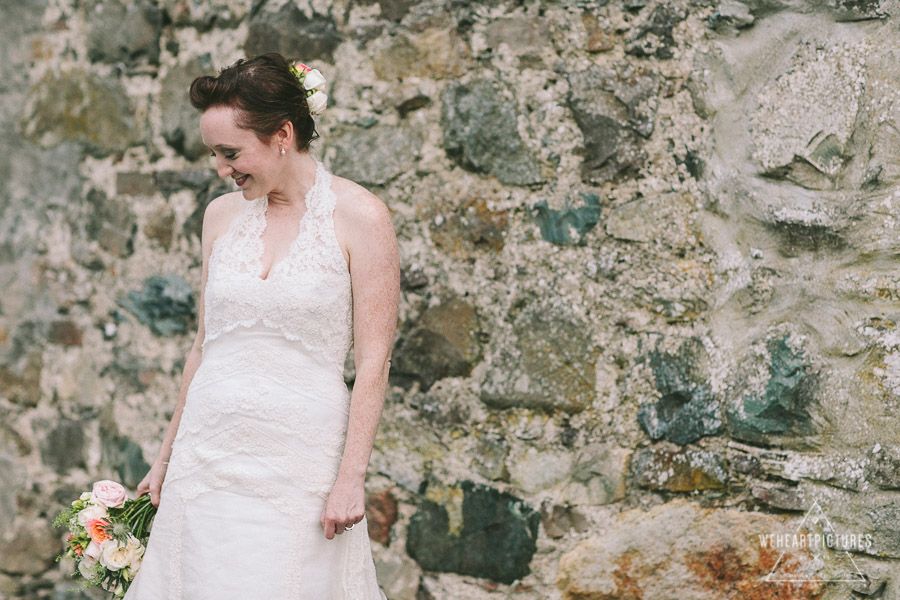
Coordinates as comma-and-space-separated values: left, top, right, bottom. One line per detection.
86, 518, 112, 544
91, 480, 127, 509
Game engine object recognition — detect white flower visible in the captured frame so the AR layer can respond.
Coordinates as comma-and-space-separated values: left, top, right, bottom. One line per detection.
307, 90, 328, 115
77, 503, 108, 528
78, 555, 100, 580
85, 541, 102, 560
302, 68, 326, 90
123, 555, 142, 581
100, 535, 145, 574
79, 491, 93, 501
99, 539, 131, 571
126, 536, 146, 562
130, 555, 143, 575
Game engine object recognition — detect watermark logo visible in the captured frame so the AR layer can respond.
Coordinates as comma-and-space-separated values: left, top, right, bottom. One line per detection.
759, 499, 870, 584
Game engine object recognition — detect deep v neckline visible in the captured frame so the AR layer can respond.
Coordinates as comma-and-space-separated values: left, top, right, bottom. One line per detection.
257, 159, 323, 282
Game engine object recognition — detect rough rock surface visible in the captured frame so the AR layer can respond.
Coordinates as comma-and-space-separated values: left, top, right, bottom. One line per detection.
4, 0, 900, 597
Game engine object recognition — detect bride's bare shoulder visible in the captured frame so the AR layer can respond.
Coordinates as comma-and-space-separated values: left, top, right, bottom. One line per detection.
202, 191, 249, 244
330, 174, 393, 266
331, 175, 390, 225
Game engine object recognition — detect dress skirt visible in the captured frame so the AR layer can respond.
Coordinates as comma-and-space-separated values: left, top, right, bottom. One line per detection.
122, 323, 386, 600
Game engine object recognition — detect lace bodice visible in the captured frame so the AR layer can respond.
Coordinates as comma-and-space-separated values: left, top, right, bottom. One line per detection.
201, 158, 353, 371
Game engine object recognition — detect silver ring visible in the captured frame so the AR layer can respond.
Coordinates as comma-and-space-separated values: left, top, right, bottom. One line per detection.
345, 524, 354, 530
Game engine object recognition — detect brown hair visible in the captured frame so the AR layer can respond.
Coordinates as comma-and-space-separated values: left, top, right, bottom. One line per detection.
189, 53, 320, 152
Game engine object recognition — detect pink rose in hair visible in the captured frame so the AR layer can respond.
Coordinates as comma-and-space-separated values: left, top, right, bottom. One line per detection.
91, 480, 128, 509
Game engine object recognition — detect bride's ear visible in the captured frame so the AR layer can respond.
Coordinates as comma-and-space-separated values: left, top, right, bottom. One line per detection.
276, 120, 293, 151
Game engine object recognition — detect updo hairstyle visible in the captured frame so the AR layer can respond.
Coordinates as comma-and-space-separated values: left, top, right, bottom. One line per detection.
189, 53, 319, 152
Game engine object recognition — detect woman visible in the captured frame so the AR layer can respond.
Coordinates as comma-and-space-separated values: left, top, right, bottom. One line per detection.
126, 53, 399, 599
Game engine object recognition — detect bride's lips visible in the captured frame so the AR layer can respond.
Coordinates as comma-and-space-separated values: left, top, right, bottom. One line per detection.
234, 174, 249, 187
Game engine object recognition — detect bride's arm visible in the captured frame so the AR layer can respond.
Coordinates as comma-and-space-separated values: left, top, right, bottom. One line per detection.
322, 189, 399, 538
340, 191, 399, 481
137, 193, 235, 505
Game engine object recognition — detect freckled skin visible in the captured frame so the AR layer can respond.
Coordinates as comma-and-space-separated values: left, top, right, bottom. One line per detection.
137, 105, 400, 542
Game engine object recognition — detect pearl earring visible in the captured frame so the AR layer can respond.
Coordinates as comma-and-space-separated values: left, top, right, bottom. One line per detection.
280, 146, 286, 156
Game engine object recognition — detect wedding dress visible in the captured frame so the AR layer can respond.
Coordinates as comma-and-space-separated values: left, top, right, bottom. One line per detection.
123, 158, 387, 599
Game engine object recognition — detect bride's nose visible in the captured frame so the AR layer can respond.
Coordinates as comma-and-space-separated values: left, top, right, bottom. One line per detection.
216, 158, 234, 179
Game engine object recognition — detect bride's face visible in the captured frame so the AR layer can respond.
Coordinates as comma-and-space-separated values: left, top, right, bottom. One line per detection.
199, 105, 280, 200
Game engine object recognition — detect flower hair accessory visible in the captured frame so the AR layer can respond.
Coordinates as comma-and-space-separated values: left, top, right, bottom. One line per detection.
289, 61, 328, 116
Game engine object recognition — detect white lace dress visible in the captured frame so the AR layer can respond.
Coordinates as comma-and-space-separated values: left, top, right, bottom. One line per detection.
123, 158, 387, 600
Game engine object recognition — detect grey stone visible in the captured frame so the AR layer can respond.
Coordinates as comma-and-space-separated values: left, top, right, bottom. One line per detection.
566, 62, 659, 184
481, 309, 599, 413
85, 0, 162, 66
372, 29, 467, 80
0, 455, 20, 540
508, 446, 575, 493
637, 338, 722, 446
330, 124, 422, 187
726, 335, 818, 444
104, 347, 157, 394
482, 15, 549, 59
47, 320, 83, 346
632, 447, 729, 492
0, 0, 46, 124
101, 432, 151, 490
532, 193, 601, 246
605, 197, 652, 242
0, 573, 18, 597
764, 205, 847, 257
540, 501, 590, 539
563, 444, 629, 505
392, 329, 469, 390
868, 445, 900, 490
37, 418, 86, 474
391, 297, 480, 390
828, 0, 888, 21
158, 0, 246, 30
727, 443, 893, 493
0, 519, 59, 575
353, 0, 417, 22
406, 480, 540, 584
0, 349, 43, 408
429, 196, 510, 258
160, 58, 216, 160
441, 79, 542, 186
85, 188, 137, 258
154, 169, 217, 195
20, 69, 145, 156
472, 432, 509, 481
624, 3, 687, 59
371, 548, 421, 600
245, 3, 342, 62
707, 1, 755, 30
116, 172, 156, 196
116, 274, 197, 336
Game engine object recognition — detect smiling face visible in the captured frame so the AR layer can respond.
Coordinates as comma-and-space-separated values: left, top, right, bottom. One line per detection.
199, 105, 282, 199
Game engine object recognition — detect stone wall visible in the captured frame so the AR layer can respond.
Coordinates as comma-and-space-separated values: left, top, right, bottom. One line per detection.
2, 0, 900, 598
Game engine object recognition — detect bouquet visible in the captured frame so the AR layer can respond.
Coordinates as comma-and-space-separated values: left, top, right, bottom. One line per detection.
53, 480, 157, 599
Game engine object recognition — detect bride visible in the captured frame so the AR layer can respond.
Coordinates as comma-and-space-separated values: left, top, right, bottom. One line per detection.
125, 53, 399, 599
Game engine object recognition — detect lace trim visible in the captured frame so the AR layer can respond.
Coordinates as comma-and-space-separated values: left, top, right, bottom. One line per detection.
201, 158, 353, 369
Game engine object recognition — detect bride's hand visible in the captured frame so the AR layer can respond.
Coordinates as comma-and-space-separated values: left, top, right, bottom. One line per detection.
136, 459, 169, 508
321, 475, 365, 540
